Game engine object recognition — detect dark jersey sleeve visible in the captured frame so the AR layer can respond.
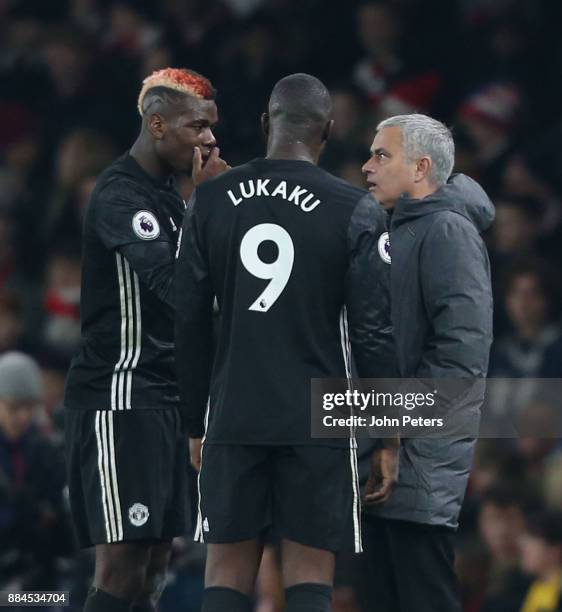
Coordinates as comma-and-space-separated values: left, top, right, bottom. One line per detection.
174, 192, 214, 436
95, 179, 175, 308
345, 194, 397, 378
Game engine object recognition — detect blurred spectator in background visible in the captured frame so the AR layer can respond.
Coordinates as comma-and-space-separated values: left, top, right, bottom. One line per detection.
48, 129, 115, 242
457, 82, 521, 194
37, 28, 98, 142
40, 249, 81, 364
487, 194, 545, 334
0, 352, 73, 590
217, 14, 285, 164
487, 261, 562, 422
489, 196, 542, 267
0, 292, 25, 354
0, 214, 17, 291
519, 510, 562, 612
468, 440, 523, 502
490, 261, 562, 379
376, 71, 441, 121
15, 128, 114, 284
477, 487, 531, 612
501, 122, 562, 266
321, 86, 371, 174
353, 1, 403, 108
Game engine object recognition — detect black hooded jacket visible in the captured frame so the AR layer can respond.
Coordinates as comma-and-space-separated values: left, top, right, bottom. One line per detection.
368, 173, 495, 528
390, 173, 494, 379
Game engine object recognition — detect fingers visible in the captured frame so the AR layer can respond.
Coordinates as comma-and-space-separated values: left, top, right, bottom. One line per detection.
363, 478, 395, 505
192, 146, 229, 186
192, 146, 202, 176
189, 437, 202, 472
191, 455, 201, 472
190, 448, 201, 472
208, 146, 220, 162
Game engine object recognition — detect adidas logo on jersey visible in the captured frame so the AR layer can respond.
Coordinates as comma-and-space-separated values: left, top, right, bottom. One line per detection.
203, 517, 210, 532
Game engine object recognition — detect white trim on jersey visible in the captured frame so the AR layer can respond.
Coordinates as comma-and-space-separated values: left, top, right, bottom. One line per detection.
95, 410, 123, 543
194, 398, 211, 544
126, 270, 142, 410
111, 253, 142, 411
340, 307, 363, 553
111, 253, 128, 410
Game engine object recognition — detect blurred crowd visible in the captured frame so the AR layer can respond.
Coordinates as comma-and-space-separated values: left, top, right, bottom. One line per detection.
1, 0, 562, 610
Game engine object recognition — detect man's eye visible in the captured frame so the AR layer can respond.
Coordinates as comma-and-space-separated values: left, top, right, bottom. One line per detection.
377, 152, 387, 160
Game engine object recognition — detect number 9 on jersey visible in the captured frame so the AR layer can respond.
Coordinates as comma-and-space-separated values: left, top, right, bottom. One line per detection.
240, 223, 294, 312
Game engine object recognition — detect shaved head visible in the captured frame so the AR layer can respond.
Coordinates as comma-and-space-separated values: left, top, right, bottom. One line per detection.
137, 67, 215, 117
140, 86, 193, 120
268, 73, 332, 133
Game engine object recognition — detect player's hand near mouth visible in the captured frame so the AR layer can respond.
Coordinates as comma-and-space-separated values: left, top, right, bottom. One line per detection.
192, 145, 230, 185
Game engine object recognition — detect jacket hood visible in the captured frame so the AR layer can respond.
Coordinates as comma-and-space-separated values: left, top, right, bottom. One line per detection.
390, 173, 495, 233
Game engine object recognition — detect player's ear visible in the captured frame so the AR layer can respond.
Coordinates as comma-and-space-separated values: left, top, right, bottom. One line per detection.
148, 113, 165, 140
415, 156, 432, 183
261, 112, 269, 137
321, 119, 333, 143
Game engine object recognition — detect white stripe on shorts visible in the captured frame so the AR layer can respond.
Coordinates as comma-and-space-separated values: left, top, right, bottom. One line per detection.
194, 398, 211, 544
340, 307, 363, 553
95, 410, 112, 542
95, 410, 123, 542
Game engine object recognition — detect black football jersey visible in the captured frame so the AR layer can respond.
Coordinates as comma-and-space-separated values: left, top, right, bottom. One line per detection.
65, 153, 185, 411
175, 158, 395, 447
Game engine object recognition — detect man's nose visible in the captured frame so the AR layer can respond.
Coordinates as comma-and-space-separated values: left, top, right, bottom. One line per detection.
201, 127, 216, 147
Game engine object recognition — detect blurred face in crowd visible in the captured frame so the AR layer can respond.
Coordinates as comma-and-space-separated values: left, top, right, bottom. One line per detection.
331, 91, 362, 142
338, 160, 367, 189
0, 298, 22, 353
520, 533, 562, 577
0, 215, 14, 264
56, 129, 114, 191
493, 201, 537, 254
0, 399, 35, 441
110, 4, 144, 41
479, 501, 525, 561
42, 40, 85, 94
47, 255, 81, 294
503, 156, 551, 200
152, 96, 218, 173
41, 368, 66, 418
517, 402, 558, 460
357, 3, 400, 57
362, 126, 424, 208
505, 273, 547, 335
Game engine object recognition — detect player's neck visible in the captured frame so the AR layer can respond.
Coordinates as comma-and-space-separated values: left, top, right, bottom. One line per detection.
130, 135, 171, 182
266, 139, 319, 165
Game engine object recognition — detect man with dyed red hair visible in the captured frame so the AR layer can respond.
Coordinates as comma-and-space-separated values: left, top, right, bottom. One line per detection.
64, 68, 228, 612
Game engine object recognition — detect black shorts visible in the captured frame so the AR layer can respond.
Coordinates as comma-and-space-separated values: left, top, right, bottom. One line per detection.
196, 443, 362, 553
65, 408, 190, 548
